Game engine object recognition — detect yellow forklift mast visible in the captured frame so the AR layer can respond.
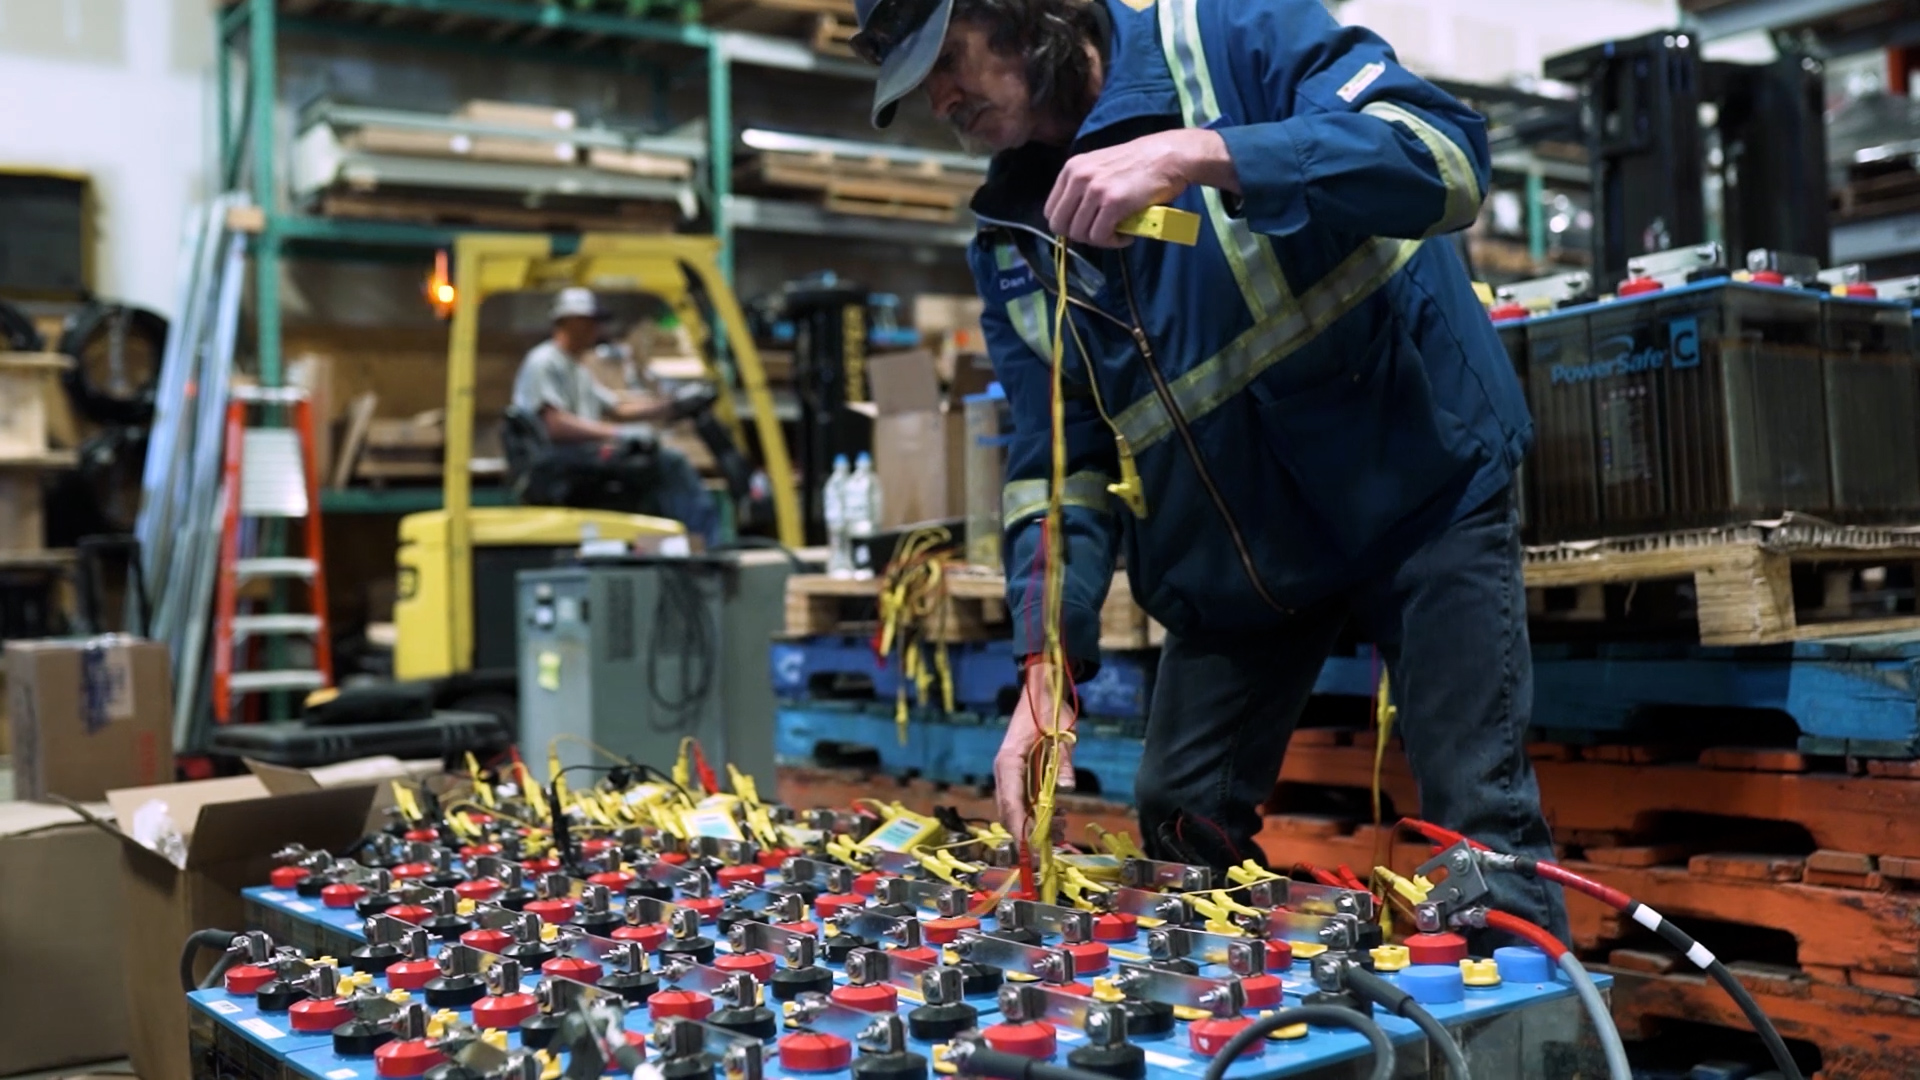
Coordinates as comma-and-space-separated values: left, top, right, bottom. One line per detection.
393, 233, 800, 681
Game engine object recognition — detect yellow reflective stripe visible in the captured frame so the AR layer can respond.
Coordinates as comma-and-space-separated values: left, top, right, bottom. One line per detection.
1361, 102, 1483, 236
1002, 472, 1113, 529
996, 243, 1055, 360
1157, 0, 1291, 318
1113, 239, 1422, 451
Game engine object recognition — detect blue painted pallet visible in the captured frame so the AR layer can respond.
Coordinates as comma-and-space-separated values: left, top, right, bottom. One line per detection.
771, 637, 1155, 720
784, 631, 1920, 759
776, 705, 1149, 800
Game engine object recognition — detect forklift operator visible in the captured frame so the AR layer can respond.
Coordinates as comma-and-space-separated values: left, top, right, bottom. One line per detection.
852, 0, 1567, 939
511, 287, 720, 545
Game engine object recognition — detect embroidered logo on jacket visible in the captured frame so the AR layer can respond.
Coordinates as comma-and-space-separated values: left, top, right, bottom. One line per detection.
1337, 61, 1387, 103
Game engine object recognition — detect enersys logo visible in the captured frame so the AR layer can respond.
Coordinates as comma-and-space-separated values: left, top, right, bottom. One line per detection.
1549, 315, 1700, 385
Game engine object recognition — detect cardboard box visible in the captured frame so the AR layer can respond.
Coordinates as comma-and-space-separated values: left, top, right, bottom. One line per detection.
0, 800, 128, 1075
108, 769, 378, 1080
864, 350, 995, 529
8, 636, 174, 803
912, 295, 986, 383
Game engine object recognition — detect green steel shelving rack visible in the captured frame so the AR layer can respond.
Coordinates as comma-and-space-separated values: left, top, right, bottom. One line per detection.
213, 0, 880, 514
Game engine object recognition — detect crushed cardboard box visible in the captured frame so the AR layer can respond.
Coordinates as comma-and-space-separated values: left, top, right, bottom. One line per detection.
8, 636, 174, 803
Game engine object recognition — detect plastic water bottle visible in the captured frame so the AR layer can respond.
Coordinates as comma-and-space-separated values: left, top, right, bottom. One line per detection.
824, 454, 853, 579
848, 452, 881, 580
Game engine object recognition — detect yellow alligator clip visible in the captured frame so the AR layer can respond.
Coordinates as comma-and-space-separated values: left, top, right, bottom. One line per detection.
1227, 860, 1279, 886
1107, 437, 1149, 518
825, 835, 865, 869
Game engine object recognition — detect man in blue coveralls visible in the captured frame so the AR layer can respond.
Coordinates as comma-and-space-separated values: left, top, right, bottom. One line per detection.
849, 0, 1565, 938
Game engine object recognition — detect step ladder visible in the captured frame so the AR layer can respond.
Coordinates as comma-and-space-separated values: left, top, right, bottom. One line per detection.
213, 386, 333, 723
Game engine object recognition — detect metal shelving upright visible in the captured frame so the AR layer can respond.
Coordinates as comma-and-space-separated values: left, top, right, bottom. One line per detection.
214, 0, 887, 389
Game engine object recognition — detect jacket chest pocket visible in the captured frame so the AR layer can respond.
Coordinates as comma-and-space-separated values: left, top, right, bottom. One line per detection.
1257, 315, 1484, 555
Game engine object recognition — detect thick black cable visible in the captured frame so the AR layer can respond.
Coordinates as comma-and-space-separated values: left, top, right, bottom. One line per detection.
180, 929, 240, 992
1344, 964, 1468, 1078
960, 1047, 1137, 1080
1198, 1007, 1393, 1080
1627, 901, 1805, 1080
646, 564, 717, 733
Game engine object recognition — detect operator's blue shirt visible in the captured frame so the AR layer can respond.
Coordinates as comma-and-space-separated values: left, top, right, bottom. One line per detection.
967, 0, 1531, 667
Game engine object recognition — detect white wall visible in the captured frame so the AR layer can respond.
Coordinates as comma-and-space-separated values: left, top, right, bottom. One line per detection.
1336, 0, 1681, 84
0, 0, 210, 315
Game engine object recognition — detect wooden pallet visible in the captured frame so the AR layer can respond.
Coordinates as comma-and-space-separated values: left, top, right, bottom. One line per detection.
745, 150, 981, 224
701, 0, 852, 36
1524, 531, 1920, 645
1279, 737, 1920, 861
317, 192, 679, 234
775, 763, 1141, 844
784, 569, 1162, 650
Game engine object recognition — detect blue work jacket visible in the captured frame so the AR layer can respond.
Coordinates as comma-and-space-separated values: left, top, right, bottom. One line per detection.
966, 0, 1531, 667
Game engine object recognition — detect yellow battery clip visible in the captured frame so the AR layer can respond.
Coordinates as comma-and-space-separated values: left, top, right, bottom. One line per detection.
1116, 206, 1202, 246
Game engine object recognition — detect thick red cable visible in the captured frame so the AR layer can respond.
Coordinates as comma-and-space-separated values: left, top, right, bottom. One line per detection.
1295, 864, 1345, 888
1531, 860, 1634, 911
1483, 910, 1569, 958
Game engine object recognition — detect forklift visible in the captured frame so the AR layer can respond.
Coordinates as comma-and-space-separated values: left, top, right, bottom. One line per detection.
392, 234, 801, 699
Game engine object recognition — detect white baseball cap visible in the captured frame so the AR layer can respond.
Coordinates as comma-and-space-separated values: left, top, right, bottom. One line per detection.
550, 287, 602, 322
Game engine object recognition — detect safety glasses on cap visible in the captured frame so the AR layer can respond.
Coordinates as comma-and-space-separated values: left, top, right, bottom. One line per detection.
850, 0, 947, 65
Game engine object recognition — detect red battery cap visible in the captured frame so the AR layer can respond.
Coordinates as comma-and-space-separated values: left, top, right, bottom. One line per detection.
374, 1039, 446, 1078
460, 928, 514, 955
758, 848, 799, 870
1265, 940, 1293, 969
524, 898, 577, 925
1091, 914, 1137, 943
269, 866, 311, 891
455, 879, 503, 903
647, 990, 714, 1021
681, 895, 726, 922
224, 964, 278, 995
779, 1033, 853, 1073
658, 852, 689, 866
581, 838, 621, 857
1191, 1017, 1263, 1057
472, 993, 538, 1030
982, 1022, 1056, 1059
1406, 932, 1469, 966
321, 883, 367, 909
1489, 303, 1530, 322
829, 984, 898, 1013
717, 864, 767, 888
289, 996, 356, 1033
814, 893, 863, 920
852, 872, 884, 897
774, 921, 820, 937
459, 844, 502, 860
888, 946, 938, 966
1752, 270, 1787, 286
384, 959, 441, 991
385, 904, 434, 926
922, 917, 979, 945
390, 862, 434, 881
524, 856, 561, 874
1240, 974, 1283, 1010
611, 923, 668, 951
1062, 942, 1109, 975
588, 871, 636, 891
714, 951, 777, 982
1050, 982, 1093, 997
541, 956, 603, 984
1848, 283, 1880, 298
1618, 277, 1663, 297
403, 829, 439, 843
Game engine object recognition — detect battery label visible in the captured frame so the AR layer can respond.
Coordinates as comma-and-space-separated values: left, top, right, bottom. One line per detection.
238, 1018, 285, 1040
286, 901, 317, 913
209, 1001, 242, 1015
683, 807, 743, 840
327, 1071, 358, 1079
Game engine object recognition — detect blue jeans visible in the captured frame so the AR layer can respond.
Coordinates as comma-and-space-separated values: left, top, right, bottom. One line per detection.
1134, 487, 1568, 944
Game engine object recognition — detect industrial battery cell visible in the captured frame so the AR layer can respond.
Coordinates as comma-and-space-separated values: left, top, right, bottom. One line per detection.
1658, 283, 1831, 528
1495, 318, 1534, 537
1523, 307, 1602, 539
1525, 281, 1835, 539
1823, 292, 1920, 519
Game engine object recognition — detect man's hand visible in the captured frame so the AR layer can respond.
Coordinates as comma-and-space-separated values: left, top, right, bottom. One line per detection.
1044, 128, 1238, 247
993, 661, 1079, 843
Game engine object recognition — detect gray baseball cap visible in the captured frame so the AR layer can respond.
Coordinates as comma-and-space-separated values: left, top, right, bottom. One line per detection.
852, 0, 955, 128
